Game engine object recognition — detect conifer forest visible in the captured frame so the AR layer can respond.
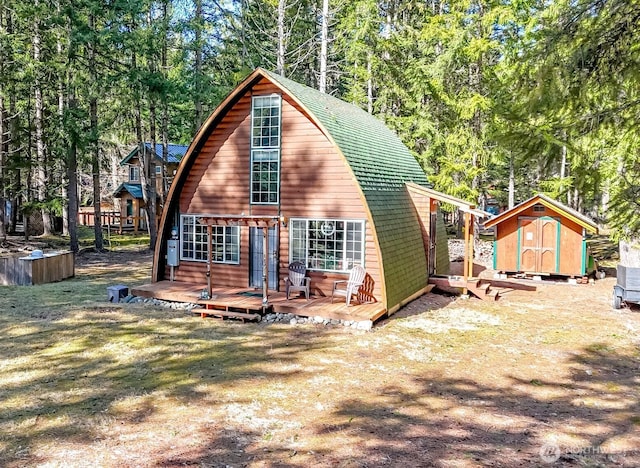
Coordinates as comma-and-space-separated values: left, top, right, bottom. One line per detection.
0, 0, 638, 250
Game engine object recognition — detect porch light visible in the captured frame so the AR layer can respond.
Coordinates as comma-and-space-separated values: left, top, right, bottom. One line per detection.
280, 215, 288, 228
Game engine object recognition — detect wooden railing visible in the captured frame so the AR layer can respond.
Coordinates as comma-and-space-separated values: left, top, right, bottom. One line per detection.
78, 210, 160, 234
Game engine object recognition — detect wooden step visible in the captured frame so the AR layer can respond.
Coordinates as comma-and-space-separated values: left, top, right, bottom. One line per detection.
466, 280, 499, 301
192, 307, 261, 322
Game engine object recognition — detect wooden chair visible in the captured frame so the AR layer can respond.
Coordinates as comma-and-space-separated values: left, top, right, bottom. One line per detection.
332, 265, 366, 306
285, 261, 311, 300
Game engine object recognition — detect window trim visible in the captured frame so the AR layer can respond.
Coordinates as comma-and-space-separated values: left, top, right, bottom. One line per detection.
129, 165, 140, 182
179, 214, 240, 264
289, 218, 366, 273
250, 94, 281, 205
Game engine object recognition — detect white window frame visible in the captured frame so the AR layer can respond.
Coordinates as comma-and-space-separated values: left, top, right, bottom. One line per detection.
129, 165, 140, 182
179, 215, 240, 264
250, 94, 281, 205
289, 218, 366, 272
155, 165, 162, 175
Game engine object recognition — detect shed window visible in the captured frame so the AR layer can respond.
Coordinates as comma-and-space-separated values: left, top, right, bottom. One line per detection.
290, 219, 365, 272
129, 165, 140, 182
533, 204, 545, 212
180, 215, 240, 264
251, 95, 281, 204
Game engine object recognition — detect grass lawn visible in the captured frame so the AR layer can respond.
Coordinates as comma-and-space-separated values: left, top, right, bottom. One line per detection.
0, 246, 639, 467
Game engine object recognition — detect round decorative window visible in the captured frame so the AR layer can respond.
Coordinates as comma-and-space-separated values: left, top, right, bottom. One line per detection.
320, 222, 335, 236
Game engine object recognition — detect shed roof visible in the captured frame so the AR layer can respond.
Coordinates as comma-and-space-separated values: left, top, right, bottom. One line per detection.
155, 68, 431, 310
121, 143, 188, 165
483, 194, 599, 233
113, 183, 143, 199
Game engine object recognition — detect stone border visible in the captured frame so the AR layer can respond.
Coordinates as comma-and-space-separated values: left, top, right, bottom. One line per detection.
119, 295, 373, 330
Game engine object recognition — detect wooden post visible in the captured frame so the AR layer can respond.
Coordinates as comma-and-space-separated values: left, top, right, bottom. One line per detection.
134, 200, 139, 233
468, 214, 474, 279
207, 223, 213, 298
262, 226, 269, 306
462, 211, 470, 295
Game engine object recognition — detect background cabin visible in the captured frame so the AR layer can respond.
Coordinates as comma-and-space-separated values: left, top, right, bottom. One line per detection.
484, 194, 599, 277
152, 68, 448, 315
113, 143, 187, 232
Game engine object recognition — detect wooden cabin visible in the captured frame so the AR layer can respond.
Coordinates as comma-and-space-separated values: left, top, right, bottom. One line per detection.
152, 68, 449, 315
484, 194, 599, 277
113, 143, 188, 232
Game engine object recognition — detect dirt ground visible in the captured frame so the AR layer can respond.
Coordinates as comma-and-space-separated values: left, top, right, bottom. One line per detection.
0, 246, 639, 467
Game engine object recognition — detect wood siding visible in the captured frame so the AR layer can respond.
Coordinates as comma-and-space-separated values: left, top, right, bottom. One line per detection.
494, 205, 584, 276
0, 251, 75, 286
170, 79, 381, 301
407, 189, 431, 273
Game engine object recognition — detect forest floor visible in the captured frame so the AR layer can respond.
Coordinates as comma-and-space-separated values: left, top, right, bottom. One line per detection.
0, 242, 639, 467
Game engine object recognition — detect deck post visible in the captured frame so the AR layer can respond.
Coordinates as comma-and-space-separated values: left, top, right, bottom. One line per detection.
262, 226, 269, 306
207, 223, 213, 298
463, 211, 470, 295
468, 215, 474, 279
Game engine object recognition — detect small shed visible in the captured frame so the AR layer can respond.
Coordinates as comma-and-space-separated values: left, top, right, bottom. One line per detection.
484, 194, 599, 277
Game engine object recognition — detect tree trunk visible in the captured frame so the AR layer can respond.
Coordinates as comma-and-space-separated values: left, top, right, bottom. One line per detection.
0, 93, 6, 240
160, 0, 169, 204
277, 0, 286, 75
367, 52, 373, 114
58, 1, 69, 237
33, 1, 53, 236
508, 152, 515, 209
67, 90, 79, 253
147, 98, 158, 251
88, 13, 104, 251
318, 0, 329, 93
194, 0, 203, 130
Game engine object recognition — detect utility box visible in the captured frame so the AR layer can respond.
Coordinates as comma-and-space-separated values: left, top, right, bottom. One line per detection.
107, 284, 129, 302
167, 239, 179, 267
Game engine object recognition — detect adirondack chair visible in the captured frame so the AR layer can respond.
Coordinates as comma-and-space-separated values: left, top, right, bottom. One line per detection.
331, 265, 366, 306
285, 261, 311, 300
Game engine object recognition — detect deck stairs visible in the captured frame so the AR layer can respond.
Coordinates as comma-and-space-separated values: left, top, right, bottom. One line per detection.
466, 279, 500, 301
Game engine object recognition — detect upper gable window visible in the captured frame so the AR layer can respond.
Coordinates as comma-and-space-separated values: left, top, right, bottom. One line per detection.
251, 95, 281, 204
129, 165, 140, 182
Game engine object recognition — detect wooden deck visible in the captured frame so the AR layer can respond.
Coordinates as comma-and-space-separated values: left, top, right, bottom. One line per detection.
132, 281, 387, 324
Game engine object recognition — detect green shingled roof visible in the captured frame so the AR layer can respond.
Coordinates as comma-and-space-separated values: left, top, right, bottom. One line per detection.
262, 69, 430, 309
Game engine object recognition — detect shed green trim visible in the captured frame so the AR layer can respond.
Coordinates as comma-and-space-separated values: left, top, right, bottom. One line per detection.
581, 230, 587, 276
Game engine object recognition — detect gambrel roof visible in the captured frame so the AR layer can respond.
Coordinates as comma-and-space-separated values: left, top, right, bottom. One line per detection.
155, 68, 431, 309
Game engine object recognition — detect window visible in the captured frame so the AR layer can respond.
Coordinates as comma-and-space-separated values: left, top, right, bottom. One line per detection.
129, 165, 140, 182
533, 204, 545, 213
290, 219, 365, 272
251, 95, 281, 204
155, 165, 162, 175
180, 215, 240, 264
